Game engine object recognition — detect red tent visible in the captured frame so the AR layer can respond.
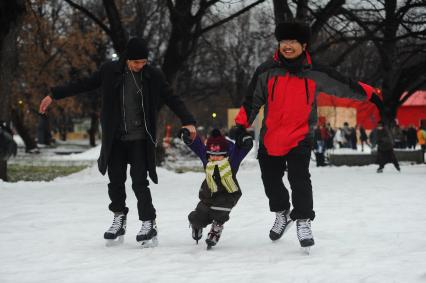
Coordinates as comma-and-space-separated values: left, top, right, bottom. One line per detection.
317, 91, 426, 129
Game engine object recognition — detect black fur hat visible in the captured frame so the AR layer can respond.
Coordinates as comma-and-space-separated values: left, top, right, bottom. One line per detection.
126, 37, 149, 60
274, 22, 311, 44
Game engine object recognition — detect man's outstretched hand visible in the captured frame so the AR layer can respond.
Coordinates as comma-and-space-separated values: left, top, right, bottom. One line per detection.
39, 96, 53, 114
179, 125, 196, 144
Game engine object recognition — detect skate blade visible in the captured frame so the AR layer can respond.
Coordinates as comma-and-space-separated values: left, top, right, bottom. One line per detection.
139, 236, 158, 248
105, 236, 124, 247
206, 239, 216, 250
301, 247, 311, 255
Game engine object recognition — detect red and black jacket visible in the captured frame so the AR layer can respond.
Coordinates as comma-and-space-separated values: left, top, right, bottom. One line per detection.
235, 51, 376, 156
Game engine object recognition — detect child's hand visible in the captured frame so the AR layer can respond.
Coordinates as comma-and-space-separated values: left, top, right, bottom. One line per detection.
238, 134, 253, 150
234, 125, 253, 150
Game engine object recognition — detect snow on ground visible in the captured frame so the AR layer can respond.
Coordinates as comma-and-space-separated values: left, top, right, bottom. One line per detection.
1, 154, 426, 283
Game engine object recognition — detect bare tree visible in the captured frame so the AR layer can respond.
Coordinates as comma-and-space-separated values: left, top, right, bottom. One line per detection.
338, 0, 426, 122
64, 0, 128, 53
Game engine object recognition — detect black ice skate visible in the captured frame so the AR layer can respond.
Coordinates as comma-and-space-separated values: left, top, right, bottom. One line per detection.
206, 221, 223, 250
104, 213, 126, 246
191, 225, 203, 244
136, 220, 158, 248
269, 210, 293, 241
296, 219, 315, 254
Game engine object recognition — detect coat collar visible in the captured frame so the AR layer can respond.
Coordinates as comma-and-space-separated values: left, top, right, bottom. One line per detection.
273, 50, 312, 67
113, 60, 152, 79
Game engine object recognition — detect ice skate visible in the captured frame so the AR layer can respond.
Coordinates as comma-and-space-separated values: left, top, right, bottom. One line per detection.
190, 225, 203, 244
206, 221, 223, 250
136, 220, 158, 248
104, 213, 126, 247
269, 210, 293, 241
296, 219, 314, 254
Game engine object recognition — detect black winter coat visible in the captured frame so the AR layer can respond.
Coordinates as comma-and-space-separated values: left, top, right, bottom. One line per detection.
376, 127, 394, 151
51, 61, 196, 183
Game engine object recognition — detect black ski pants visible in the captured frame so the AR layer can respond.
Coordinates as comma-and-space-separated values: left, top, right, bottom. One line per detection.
107, 139, 156, 221
377, 149, 400, 170
188, 191, 241, 229
258, 142, 315, 221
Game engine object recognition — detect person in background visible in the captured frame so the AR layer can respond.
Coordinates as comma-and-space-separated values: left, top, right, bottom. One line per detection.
359, 125, 370, 152
313, 124, 326, 166
376, 121, 400, 173
406, 125, 417, 149
325, 123, 335, 149
369, 127, 378, 149
417, 125, 426, 162
350, 126, 358, 150
334, 127, 346, 148
342, 122, 352, 148
392, 123, 405, 149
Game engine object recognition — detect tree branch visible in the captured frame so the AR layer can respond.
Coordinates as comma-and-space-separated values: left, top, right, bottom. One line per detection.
310, 0, 345, 41
197, 0, 266, 36
63, 0, 112, 37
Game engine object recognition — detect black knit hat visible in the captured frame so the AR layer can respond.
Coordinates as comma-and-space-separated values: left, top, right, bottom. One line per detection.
126, 37, 149, 60
275, 22, 311, 44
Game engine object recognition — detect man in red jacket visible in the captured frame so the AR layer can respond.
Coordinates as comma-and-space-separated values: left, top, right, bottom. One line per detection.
234, 22, 383, 250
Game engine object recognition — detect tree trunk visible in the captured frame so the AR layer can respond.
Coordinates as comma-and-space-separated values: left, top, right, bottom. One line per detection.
88, 112, 98, 147
11, 108, 38, 152
0, 0, 26, 181
272, 0, 294, 24
0, 160, 7, 182
102, 0, 127, 53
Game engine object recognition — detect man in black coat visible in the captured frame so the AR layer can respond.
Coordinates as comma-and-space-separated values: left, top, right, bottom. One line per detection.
376, 121, 400, 173
39, 38, 196, 246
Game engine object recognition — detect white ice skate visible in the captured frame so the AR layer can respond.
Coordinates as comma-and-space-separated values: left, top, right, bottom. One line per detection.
136, 220, 158, 248
296, 219, 314, 255
104, 213, 126, 247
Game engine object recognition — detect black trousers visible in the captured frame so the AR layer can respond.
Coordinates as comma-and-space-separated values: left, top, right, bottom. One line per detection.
258, 143, 315, 221
107, 139, 156, 221
377, 149, 400, 170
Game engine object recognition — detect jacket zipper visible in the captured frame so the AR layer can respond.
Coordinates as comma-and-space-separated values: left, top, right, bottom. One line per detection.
122, 74, 127, 134
271, 76, 278, 101
135, 71, 157, 147
304, 78, 309, 104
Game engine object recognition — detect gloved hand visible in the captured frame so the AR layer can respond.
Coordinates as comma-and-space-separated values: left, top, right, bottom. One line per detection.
239, 134, 254, 150
233, 125, 253, 150
178, 128, 192, 145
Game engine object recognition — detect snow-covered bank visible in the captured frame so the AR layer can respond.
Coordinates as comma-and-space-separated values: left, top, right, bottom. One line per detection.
0, 162, 425, 283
